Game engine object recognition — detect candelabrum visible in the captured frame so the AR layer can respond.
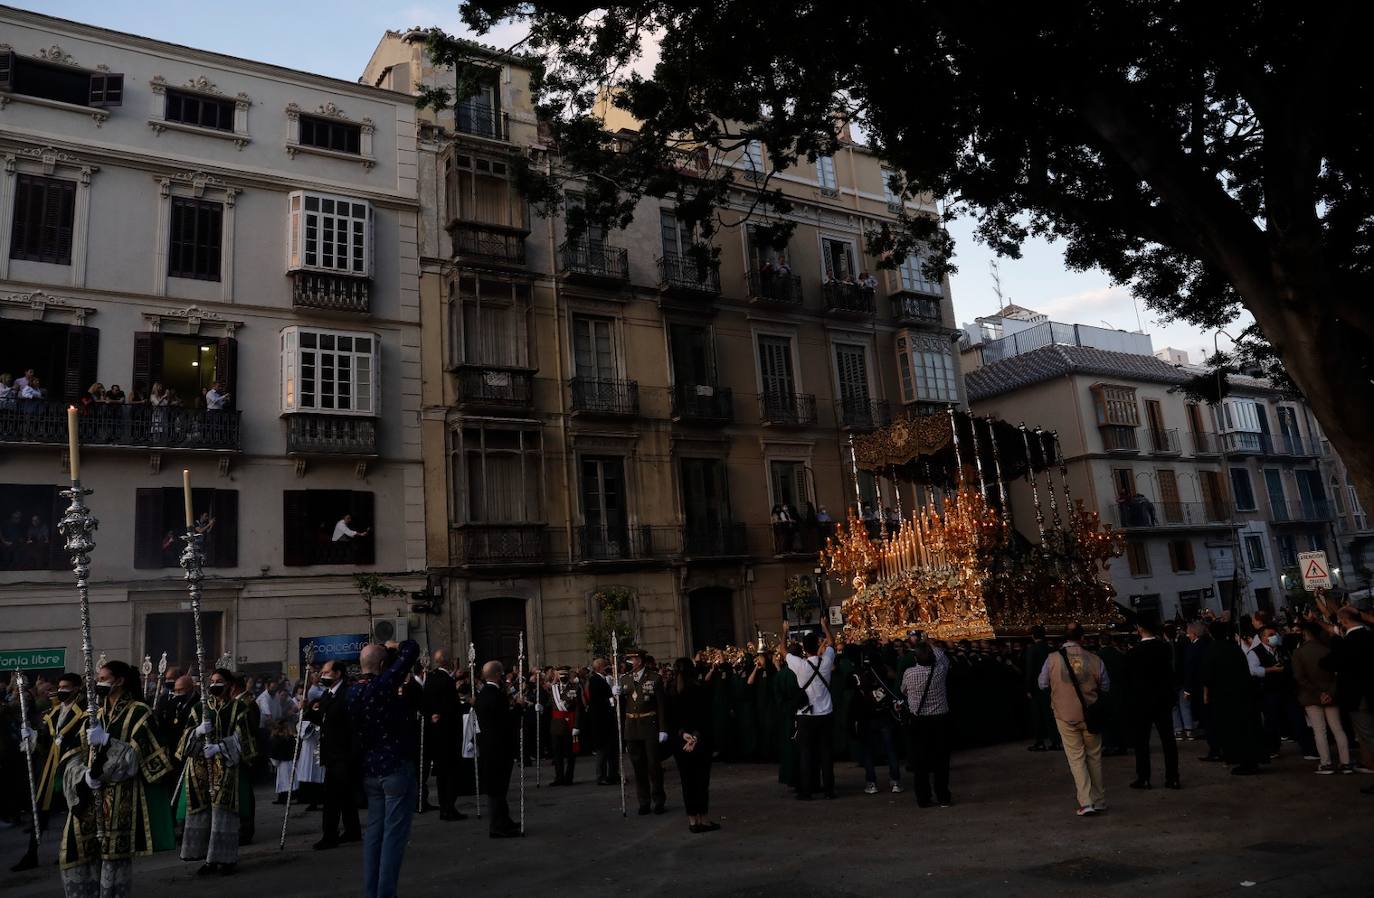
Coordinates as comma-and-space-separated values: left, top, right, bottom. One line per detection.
58, 482, 103, 844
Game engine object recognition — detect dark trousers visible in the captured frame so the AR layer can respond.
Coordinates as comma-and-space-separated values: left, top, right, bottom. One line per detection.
595, 740, 618, 783
1133, 707, 1180, 783
551, 732, 576, 783
909, 713, 951, 803
434, 752, 459, 813
322, 761, 362, 841
1032, 691, 1057, 746
479, 754, 515, 832
795, 714, 834, 798
626, 737, 666, 809
674, 747, 712, 816
856, 716, 901, 784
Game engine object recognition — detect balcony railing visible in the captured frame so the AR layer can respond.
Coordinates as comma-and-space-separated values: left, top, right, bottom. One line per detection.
838, 398, 892, 431
823, 281, 875, 317
559, 241, 629, 283
455, 100, 508, 141
0, 400, 241, 451
284, 414, 377, 456
1271, 499, 1334, 523
450, 523, 546, 566
891, 295, 941, 326
291, 271, 371, 314
747, 269, 803, 307
760, 391, 818, 427
305, 539, 374, 566
1101, 425, 1139, 452
657, 253, 722, 296
1221, 431, 1264, 454
455, 366, 534, 412
1109, 499, 1232, 529
1259, 433, 1316, 458
1189, 431, 1220, 455
451, 223, 526, 267
682, 521, 748, 558
671, 383, 733, 424
574, 524, 678, 562
1146, 428, 1182, 455
570, 377, 639, 416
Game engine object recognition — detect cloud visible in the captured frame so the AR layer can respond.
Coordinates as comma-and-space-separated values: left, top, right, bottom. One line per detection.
1036, 285, 1132, 318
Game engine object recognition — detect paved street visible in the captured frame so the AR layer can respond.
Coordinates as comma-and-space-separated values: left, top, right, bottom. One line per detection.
4, 740, 1371, 897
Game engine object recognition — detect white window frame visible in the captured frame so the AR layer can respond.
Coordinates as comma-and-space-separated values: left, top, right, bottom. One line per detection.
284, 101, 376, 169
147, 75, 251, 148
895, 331, 957, 404
0, 145, 99, 286
280, 325, 379, 416
1243, 532, 1267, 571
741, 139, 764, 181
153, 171, 240, 302
818, 234, 857, 281
288, 191, 374, 277
881, 167, 902, 211
816, 155, 838, 195
1350, 483, 1367, 530
897, 252, 940, 295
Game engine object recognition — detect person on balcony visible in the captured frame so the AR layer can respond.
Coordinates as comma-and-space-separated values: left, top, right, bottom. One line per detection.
0, 373, 14, 404
14, 368, 35, 391
205, 382, 231, 410
771, 505, 796, 555
332, 513, 370, 543
19, 374, 44, 399
149, 383, 168, 406
105, 384, 126, 404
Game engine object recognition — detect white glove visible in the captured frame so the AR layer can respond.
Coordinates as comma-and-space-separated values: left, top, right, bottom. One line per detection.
195, 719, 213, 737
535, 704, 543, 713
572, 728, 580, 737
203, 743, 222, 759
87, 724, 109, 747
612, 685, 622, 696
20, 726, 37, 754
658, 732, 667, 744
84, 771, 102, 791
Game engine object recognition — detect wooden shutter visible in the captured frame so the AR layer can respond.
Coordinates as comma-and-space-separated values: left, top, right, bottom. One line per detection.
88, 73, 124, 107
215, 337, 238, 408
131, 332, 164, 396
64, 325, 99, 403
211, 489, 238, 568
835, 344, 869, 402
283, 491, 310, 566
134, 489, 165, 569
351, 491, 375, 564
0, 51, 13, 91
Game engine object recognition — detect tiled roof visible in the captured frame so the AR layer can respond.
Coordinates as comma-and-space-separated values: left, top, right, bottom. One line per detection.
965, 344, 1193, 401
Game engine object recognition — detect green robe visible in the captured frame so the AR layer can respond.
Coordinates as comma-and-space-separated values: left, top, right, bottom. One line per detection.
751, 668, 779, 763
774, 666, 800, 787
730, 673, 758, 760
831, 656, 856, 757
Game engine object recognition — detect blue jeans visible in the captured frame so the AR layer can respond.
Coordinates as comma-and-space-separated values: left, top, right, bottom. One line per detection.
362, 767, 417, 898
857, 716, 901, 784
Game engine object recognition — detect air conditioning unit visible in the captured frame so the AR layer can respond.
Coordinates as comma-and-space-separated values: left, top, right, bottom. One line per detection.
371, 616, 409, 644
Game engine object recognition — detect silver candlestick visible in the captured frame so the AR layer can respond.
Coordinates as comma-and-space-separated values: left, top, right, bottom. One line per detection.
58, 481, 103, 845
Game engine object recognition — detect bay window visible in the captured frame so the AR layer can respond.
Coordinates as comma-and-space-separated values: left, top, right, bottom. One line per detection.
280, 326, 377, 415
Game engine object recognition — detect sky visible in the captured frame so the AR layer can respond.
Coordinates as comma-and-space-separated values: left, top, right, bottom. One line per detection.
15, 0, 1245, 362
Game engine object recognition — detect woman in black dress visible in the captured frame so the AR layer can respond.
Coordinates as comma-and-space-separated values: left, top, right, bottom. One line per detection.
666, 657, 719, 833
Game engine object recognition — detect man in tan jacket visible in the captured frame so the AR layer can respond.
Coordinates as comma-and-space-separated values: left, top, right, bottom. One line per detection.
1037, 623, 1111, 816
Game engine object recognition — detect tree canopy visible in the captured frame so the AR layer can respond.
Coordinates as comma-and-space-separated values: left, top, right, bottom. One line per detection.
426, 1, 1374, 510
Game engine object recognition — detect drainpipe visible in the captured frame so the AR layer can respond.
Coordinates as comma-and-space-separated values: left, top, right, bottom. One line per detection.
546, 156, 577, 578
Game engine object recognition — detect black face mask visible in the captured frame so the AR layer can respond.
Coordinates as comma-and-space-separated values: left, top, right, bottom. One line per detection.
94, 682, 113, 699
318, 677, 337, 689
164, 682, 175, 692
208, 683, 227, 696
56, 690, 76, 703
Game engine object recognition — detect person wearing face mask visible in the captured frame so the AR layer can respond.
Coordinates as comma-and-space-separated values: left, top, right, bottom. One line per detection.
303, 660, 361, 850
176, 668, 256, 875
58, 659, 172, 898
8, 672, 54, 874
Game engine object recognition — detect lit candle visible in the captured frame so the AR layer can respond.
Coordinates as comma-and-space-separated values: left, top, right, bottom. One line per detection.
182, 469, 194, 528
67, 405, 80, 480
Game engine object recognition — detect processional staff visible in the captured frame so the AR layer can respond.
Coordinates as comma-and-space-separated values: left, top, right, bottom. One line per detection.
517, 632, 526, 834
468, 643, 481, 819
15, 670, 42, 847
611, 631, 627, 818
280, 643, 316, 849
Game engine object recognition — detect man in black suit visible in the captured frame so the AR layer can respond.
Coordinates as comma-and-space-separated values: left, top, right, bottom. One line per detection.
1023, 625, 1057, 751
423, 649, 466, 820
1321, 605, 1374, 793
476, 660, 525, 837
585, 657, 617, 784
1125, 612, 1181, 789
304, 660, 362, 849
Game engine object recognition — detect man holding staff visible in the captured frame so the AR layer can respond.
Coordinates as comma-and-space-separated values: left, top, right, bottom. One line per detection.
177, 668, 255, 875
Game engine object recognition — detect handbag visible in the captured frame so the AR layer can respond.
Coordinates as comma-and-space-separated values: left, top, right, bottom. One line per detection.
1059, 649, 1107, 735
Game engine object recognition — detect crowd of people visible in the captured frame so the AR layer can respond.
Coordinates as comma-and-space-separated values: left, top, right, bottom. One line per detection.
0, 369, 231, 412
3, 597, 1372, 897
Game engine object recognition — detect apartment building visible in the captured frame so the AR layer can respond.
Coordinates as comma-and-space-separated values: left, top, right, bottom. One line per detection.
964, 311, 1354, 620
363, 31, 964, 664
0, 8, 424, 679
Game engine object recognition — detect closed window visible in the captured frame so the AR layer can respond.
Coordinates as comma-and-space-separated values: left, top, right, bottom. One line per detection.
881, 167, 902, 209
1126, 541, 1150, 576
299, 114, 361, 154
168, 198, 223, 281
288, 192, 372, 275
1229, 467, 1256, 511
742, 140, 764, 179
0, 52, 123, 107
896, 333, 957, 404
165, 89, 234, 131
280, 326, 377, 415
10, 174, 75, 265
1167, 539, 1195, 573
572, 316, 616, 381
1278, 533, 1297, 567
1091, 384, 1140, 427
458, 427, 542, 523
1243, 534, 1267, 571
816, 155, 837, 193
898, 253, 939, 295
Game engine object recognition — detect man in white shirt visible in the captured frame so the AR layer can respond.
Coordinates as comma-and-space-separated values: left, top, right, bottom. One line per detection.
783, 617, 836, 799
332, 514, 369, 542
14, 369, 34, 391
205, 381, 230, 410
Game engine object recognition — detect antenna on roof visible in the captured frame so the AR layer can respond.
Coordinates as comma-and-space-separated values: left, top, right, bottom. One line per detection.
989, 259, 1008, 311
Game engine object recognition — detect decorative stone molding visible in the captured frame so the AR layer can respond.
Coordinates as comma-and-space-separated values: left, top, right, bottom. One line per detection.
157, 170, 241, 203
0, 290, 97, 325
141, 305, 243, 337
0, 146, 100, 285
284, 101, 377, 169
147, 76, 253, 148
151, 172, 242, 300
35, 43, 106, 69
8, 145, 98, 181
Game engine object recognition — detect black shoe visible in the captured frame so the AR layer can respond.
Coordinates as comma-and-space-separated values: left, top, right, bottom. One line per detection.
218, 864, 237, 876
916, 798, 933, 808
1129, 780, 1151, 790
1231, 764, 1261, 776
823, 792, 836, 800
489, 829, 522, 839
421, 802, 438, 812
1164, 779, 1181, 790
439, 810, 467, 821
197, 863, 220, 876
638, 805, 650, 816
653, 803, 665, 815
689, 824, 703, 834
338, 831, 362, 844
10, 852, 38, 873
1028, 742, 1046, 752
312, 838, 339, 851
1198, 754, 1224, 762
937, 796, 953, 807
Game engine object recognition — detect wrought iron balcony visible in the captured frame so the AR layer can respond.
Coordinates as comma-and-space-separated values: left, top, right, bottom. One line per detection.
838, 398, 892, 431
559, 241, 629, 283
891, 294, 941, 326
570, 377, 639, 417
455, 366, 534, 413
573, 524, 676, 563
1259, 433, 1316, 458
657, 252, 721, 296
450, 222, 527, 268
747, 269, 803, 307
450, 523, 547, 566
1189, 431, 1221, 455
1271, 499, 1334, 524
760, 392, 818, 427
291, 271, 371, 314
306, 539, 375, 566
682, 522, 748, 558
1101, 425, 1139, 452
1146, 428, 1182, 455
284, 413, 377, 456
822, 281, 875, 317
1109, 499, 1232, 529
455, 100, 509, 141
1221, 431, 1264, 454
0, 400, 241, 452
670, 383, 733, 424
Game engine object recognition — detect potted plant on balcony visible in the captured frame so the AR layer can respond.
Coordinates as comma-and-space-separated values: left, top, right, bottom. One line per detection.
586, 586, 636, 657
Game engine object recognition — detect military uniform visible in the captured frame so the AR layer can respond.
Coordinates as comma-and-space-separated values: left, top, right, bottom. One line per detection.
548, 670, 582, 786
619, 658, 667, 814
